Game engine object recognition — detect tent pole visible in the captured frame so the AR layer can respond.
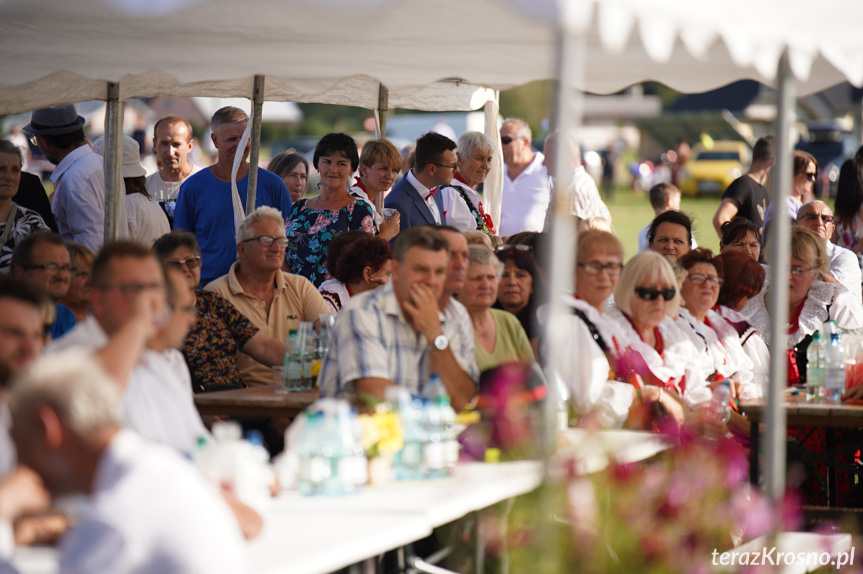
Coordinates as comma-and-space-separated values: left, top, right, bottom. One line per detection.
765, 49, 794, 502
103, 82, 124, 242
375, 83, 389, 214
246, 75, 265, 214
376, 83, 389, 138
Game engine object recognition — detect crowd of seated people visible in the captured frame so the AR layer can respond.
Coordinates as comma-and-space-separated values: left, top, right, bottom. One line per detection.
7, 101, 863, 568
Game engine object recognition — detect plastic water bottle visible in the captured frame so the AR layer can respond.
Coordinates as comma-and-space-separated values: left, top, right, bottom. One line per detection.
806, 330, 826, 398
420, 396, 445, 479
283, 330, 301, 392
707, 381, 731, 426
318, 402, 359, 496
825, 321, 846, 401
426, 374, 458, 474
391, 389, 423, 481
298, 411, 329, 496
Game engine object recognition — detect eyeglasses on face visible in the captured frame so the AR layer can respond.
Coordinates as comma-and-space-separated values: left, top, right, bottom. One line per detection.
790, 266, 815, 276
164, 256, 202, 271
494, 244, 532, 253
23, 263, 71, 273
802, 172, 817, 181
243, 235, 289, 248
431, 162, 458, 171
797, 212, 833, 224
634, 286, 676, 301
500, 136, 522, 145
686, 273, 723, 286
578, 261, 623, 277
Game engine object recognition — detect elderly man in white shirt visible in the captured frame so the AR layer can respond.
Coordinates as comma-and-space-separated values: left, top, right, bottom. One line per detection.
498, 118, 550, 237
796, 200, 863, 301
541, 131, 612, 229
6, 352, 245, 574
24, 105, 108, 252
47, 241, 209, 455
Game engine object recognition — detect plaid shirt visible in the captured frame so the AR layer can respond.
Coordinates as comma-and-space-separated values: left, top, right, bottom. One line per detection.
319, 283, 478, 398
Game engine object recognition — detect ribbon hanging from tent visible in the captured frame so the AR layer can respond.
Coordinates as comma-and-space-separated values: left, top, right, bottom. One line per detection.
230, 108, 254, 232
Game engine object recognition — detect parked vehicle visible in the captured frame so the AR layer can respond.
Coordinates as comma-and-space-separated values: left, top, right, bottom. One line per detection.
678, 140, 750, 197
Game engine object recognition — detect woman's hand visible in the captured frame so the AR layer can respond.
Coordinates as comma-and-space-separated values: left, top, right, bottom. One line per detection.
377, 212, 400, 241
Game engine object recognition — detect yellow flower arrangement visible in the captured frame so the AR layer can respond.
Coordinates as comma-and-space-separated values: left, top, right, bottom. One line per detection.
357, 404, 404, 458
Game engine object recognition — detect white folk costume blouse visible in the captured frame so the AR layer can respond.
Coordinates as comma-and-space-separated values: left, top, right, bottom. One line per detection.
605, 305, 713, 410
560, 296, 635, 428
676, 307, 760, 401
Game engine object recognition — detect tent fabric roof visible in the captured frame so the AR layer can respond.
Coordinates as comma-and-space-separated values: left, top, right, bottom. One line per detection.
1, 0, 861, 115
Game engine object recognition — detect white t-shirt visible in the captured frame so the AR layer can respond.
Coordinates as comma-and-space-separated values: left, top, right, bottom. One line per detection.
126, 193, 171, 246
46, 317, 209, 455
499, 152, 550, 237
145, 165, 202, 201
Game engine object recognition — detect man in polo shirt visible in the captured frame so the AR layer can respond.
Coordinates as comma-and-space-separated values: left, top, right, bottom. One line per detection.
320, 226, 478, 411
498, 118, 550, 237
206, 206, 329, 387
384, 132, 456, 243
24, 104, 107, 251
174, 106, 292, 285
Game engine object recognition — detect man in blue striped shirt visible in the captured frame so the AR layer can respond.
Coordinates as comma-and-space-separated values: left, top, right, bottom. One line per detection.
319, 226, 478, 410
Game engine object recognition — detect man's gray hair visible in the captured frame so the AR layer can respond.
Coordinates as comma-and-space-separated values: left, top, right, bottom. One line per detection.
211, 106, 249, 132
468, 244, 504, 278
457, 131, 493, 161
236, 206, 286, 245
501, 118, 531, 141
8, 351, 121, 437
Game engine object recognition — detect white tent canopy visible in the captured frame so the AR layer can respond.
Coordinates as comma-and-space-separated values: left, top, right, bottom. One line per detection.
1, 0, 862, 117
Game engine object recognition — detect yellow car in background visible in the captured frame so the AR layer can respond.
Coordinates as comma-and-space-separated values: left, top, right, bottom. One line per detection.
678, 141, 751, 196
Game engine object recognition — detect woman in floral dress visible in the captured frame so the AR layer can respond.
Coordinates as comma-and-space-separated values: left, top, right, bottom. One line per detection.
285, 133, 375, 287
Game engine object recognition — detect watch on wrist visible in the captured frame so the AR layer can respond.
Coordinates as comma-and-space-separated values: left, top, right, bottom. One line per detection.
433, 334, 449, 351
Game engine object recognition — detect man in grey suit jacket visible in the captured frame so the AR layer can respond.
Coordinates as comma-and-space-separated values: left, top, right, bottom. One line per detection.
384, 132, 457, 243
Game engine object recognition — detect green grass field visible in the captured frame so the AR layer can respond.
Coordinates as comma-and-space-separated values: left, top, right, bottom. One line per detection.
604, 187, 721, 260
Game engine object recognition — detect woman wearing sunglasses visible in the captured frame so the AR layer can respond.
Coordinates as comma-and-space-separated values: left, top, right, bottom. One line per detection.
605, 251, 712, 429
764, 151, 818, 223
153, 231, 284, 393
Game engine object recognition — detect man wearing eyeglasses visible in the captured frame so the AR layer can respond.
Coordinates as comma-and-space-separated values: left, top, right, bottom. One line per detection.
11, 231, 76, 340
46, 241, 210, 456
498, 118, 550, 237
384, 132, 455, 243
206, 207, 329, 387
795, 200, 862, 301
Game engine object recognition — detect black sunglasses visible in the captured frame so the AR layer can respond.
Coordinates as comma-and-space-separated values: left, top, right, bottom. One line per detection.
500, 136, 521, 145
634, 286, 676, 301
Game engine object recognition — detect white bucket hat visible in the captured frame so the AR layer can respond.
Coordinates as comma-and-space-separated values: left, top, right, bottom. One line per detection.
91, 135, 147, 178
